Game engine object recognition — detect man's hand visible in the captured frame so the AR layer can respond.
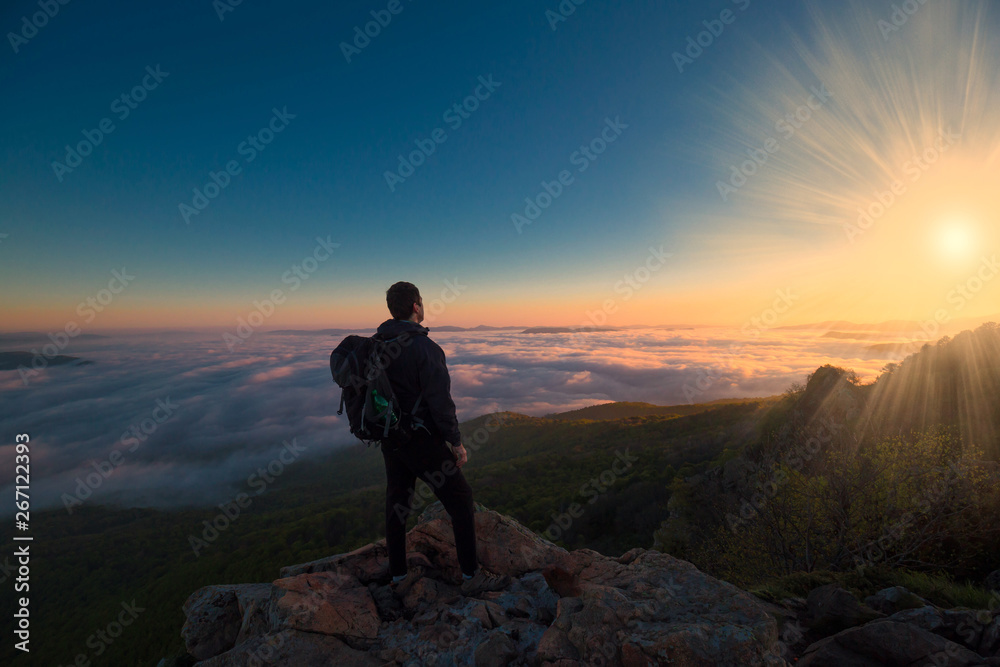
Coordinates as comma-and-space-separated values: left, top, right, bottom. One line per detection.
452, 443, 468, 468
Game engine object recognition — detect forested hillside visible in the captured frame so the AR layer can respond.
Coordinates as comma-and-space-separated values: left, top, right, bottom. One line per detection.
656, 323, 1000, 599
2, 397, 775, 666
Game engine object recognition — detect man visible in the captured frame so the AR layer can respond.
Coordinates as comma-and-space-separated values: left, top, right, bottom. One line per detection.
377, 281, 510, 597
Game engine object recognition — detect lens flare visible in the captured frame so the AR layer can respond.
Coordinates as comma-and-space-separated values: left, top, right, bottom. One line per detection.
687, 0, 1000, 323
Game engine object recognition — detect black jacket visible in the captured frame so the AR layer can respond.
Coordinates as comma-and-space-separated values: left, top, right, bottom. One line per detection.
375, 318, 462, 446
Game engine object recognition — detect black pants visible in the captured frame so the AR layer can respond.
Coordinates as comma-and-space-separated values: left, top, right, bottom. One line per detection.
381, 432, 478, 577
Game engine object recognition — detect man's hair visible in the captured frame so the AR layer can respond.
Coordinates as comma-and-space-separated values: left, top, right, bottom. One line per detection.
386, 282, 421, 320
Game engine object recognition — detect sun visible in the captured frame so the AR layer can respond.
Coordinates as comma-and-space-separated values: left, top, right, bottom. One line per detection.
936, 220, 977, 261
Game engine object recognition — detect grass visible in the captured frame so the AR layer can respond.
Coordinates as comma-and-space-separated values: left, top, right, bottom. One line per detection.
748, 568, 998, 611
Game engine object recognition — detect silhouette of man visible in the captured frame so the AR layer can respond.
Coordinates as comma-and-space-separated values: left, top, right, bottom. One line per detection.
377, 281, 509, 596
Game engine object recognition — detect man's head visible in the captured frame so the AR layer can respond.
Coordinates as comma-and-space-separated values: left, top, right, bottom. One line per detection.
386, 282, 423, 323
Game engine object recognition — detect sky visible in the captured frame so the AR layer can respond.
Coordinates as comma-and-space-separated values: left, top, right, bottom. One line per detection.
4, 0, 1000, 332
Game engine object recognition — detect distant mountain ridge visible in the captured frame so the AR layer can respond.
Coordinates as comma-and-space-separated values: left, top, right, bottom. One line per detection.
0, 351, 93, 371
543, 397, 770, 421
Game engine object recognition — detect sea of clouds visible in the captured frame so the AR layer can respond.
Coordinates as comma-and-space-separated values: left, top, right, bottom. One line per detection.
0, 327, 900, 513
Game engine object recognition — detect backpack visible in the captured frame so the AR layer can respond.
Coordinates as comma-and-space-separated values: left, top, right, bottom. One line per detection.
330, 332, 429, 448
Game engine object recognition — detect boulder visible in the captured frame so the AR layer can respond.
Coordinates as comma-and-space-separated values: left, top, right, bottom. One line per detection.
863, 586, 925, 615
468, 600, 507, 630
367, 583, 403, 622
232, 584, 272, 645
889, 605, 993, 653
805, 584, 884, 634
798, 620, 986, 666
409, 501, 572, 582
181, 586, 243, 660
536, 549, 780, 665
474, 628, 519, 666
401, 575, 445, 612
194, 629, 381, 666
981, 615, 1000, 656
269, 572, 380, 641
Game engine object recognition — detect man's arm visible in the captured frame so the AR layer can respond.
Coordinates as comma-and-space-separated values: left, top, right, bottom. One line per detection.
417, 340, 463, 447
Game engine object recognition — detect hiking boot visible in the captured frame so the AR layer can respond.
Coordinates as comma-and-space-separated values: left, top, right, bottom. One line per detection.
460, 568, 511, 597
389, 567, 424, 599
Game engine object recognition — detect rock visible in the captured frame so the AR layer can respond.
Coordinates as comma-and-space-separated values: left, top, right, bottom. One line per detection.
279, 540, 389, 581
798, 620, 986, 666
805, 584, 884, 635
410, 501, 571, 582
468, 600, 507, 630
474, 629, 519, 667
232, 584, 272, 645
181, 586, 243, 660
367, 583, 403, 622
863, 586, 925, 615
412, 608, 440, 626
537, 551, 779, 666
543, 564, 584, 597
269, 572, 380, 640
986, 570, 1000, 592
889, 605, 991, 653
402, 575, 443, 611
183, 503, 783, 666
980, 615, 1000, 656
194, 628, 381, 666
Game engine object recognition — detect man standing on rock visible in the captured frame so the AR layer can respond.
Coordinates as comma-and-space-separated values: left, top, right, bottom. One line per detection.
377, 281, 510, 597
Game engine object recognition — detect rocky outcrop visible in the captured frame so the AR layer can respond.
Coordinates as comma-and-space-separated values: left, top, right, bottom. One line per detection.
178, 503, 1000, 665
794, 586, 1000, 666
804, 584, 884, 634
863, 585, 926, 615
180, 502, 784, 666
797, 620, 995, 666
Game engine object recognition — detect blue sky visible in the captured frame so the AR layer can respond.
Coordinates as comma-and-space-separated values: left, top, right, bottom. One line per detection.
4, 0, 999, 329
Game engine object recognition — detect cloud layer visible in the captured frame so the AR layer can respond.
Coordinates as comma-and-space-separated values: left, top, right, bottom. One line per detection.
0, 327, 899, 512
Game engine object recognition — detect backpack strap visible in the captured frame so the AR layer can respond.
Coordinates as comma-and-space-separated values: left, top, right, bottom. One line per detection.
383, 397, 393, 438
337, 390, 345, 416
409, 391, 431, 433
